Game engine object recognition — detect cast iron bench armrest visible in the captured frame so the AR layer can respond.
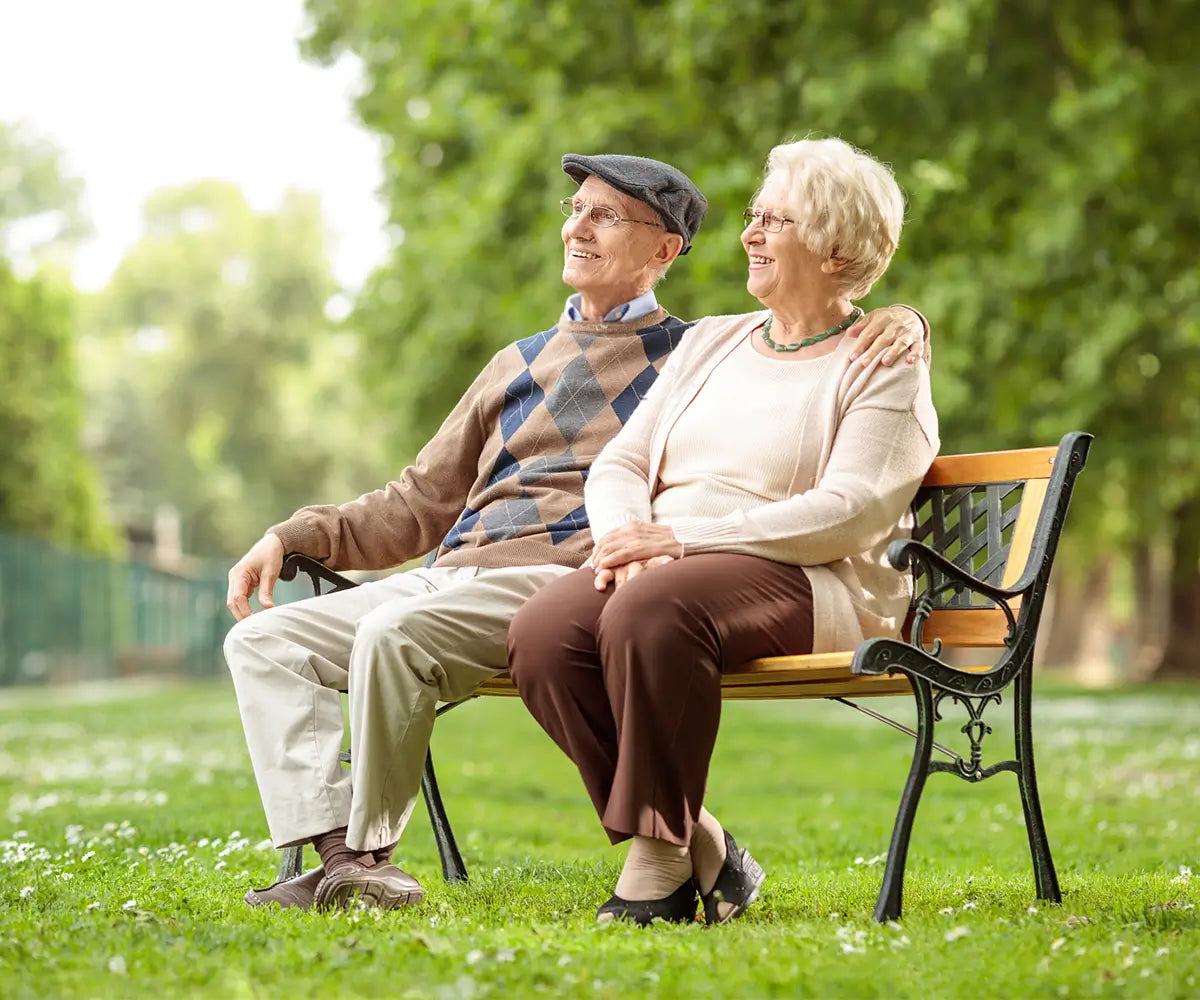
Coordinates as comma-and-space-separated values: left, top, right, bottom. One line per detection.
887, 538, 1025, 604
279, 553, 359, 594
854, 541, 1024, 697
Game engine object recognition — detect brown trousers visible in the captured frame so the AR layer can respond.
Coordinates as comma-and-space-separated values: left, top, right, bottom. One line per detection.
507, 554, 814, 846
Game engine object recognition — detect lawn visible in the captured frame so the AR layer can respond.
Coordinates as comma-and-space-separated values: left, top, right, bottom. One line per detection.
1, 678, 1197, 999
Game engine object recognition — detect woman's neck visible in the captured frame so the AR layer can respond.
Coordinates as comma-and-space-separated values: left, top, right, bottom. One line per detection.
761, 293, 855, 344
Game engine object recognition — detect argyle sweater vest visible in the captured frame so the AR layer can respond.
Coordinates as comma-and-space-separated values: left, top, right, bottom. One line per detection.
269, 308, 694, 572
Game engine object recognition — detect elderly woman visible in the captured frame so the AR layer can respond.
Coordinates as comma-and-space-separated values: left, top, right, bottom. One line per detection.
506, 138, 939, 926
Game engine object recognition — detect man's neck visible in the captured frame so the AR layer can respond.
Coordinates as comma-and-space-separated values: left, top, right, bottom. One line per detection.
566, 288, 658, 324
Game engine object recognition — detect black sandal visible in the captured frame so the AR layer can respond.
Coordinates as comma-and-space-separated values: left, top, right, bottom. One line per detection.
596, 878, 698, 926
700, 830, 765, 925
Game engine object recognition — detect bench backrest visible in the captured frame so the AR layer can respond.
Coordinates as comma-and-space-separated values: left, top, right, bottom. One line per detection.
911, 436, 1088, 649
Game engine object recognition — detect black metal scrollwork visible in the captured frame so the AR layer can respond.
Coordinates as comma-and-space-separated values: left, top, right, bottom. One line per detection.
933, 690, 1004, 780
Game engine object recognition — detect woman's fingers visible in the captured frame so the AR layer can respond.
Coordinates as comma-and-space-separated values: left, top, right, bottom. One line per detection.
619, 561, 645, 587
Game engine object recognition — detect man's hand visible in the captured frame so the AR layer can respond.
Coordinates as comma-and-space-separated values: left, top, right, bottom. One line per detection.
592, 522, 683, 573
226, 534, 286, 621
847, 304, 925, 367
594, 555, 677, 591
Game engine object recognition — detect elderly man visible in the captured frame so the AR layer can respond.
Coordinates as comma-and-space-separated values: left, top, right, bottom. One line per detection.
224, 152, 926, 912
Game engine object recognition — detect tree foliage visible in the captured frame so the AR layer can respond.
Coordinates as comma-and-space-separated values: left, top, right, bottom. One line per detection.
0, 126, 111, 552
302, 0, 1199, 670
0, 120, 91, 266
84, 181, 384, 558
303, 0, 1198, 538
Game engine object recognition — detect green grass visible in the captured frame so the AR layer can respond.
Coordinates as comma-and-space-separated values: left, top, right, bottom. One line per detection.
1, 679, 1198, 999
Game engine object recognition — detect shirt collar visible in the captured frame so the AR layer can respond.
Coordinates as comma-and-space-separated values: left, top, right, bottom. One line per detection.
565, 289, 658, 323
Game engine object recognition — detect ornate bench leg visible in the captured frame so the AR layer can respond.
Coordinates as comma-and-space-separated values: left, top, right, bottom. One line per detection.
422, 747, 468, 882
277, 845, 304, 883
874, 675, 936, 923
1013, 668, 1061, 903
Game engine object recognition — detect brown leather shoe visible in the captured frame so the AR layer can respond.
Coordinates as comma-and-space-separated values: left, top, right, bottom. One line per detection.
314, 861, 424, 910
243, 865, 325, 910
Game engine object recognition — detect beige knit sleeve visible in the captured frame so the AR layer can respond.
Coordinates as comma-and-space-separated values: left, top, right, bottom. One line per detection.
268, 356, 500, 571
673, 360, 939, 565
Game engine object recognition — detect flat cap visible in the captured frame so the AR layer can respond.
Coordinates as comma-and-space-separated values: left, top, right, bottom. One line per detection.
562, 153, 708, 255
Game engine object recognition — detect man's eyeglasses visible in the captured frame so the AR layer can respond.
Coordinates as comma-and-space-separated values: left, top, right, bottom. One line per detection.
560, 199, 663, 230
742, 208, 796, 233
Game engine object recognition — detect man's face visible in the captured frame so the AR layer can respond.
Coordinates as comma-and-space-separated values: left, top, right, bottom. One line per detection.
561, 176, 670, 305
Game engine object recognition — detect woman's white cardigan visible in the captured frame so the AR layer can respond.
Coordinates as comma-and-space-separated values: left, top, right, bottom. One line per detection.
585, 310, 941, 653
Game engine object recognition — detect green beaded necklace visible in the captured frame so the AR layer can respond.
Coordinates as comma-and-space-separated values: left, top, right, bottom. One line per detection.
761, 305, 864, 353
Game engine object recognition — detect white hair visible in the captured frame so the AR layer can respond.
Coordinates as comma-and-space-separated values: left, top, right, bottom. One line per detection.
761, 137, 905, 298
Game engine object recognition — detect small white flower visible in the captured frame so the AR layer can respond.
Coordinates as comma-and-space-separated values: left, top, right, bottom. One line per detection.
214, 860, 227, 870
938, 907, 955, 915
466, 949, 484, 966
1027, 905, 1039, 915
962, 901, 977, 910
81, 851, 95, 862
86, 901, 102, 911
1156, 947, 1170, 957
108, 956, 127, 975
1051, 938, 1066, 951
121, 899, 138, 910
944, 926, 970, 942
19, 886, 34, 899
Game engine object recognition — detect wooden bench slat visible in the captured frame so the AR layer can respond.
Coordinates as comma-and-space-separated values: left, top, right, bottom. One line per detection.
922, 446, 1056, 486
1001, 478, 1048, 588
475, 666, 914, 701
916, 606, 1021, 647
720, 676, 914, 700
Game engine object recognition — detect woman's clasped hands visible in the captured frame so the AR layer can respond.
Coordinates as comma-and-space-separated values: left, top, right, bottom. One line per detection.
589, 521, 683, 590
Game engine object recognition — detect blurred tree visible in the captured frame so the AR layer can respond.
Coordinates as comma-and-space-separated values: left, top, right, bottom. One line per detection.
303, 0, 1199, 675
83, 180, 385, 558
0, 120, 92, 269
0, 124, 112, 552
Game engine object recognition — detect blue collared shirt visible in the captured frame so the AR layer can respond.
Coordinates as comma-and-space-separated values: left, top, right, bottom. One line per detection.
564, 289, 659, 323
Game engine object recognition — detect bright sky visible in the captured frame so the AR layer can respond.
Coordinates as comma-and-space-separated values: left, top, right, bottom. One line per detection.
0, 0, 388, 292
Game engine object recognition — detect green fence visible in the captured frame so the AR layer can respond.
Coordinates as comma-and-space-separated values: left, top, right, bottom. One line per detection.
0, 531, 306, 686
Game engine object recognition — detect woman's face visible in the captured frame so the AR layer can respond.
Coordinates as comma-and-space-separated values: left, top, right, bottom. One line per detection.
741, 175, 826, 306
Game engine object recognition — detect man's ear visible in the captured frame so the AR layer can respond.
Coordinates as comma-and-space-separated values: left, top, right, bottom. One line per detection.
656, 232, 685, 266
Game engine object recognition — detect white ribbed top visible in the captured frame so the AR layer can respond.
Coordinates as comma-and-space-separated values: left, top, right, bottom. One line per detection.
652, 336, 835, 531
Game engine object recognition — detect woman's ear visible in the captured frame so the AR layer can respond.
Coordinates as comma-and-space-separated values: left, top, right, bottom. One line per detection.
821, 251, 851, 274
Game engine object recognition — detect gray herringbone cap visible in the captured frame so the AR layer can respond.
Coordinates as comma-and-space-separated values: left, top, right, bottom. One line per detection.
562, 153, 708, 255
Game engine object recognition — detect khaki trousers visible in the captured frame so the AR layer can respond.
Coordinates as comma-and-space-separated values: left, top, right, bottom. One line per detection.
223, 563, 572, 851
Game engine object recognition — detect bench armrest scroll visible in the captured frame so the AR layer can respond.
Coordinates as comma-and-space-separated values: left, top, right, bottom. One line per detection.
279, 553, 360, 596
888, 539, 1020, 603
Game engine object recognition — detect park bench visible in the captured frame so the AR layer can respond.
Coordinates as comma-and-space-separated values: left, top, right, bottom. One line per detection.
274, 430, 1092, 922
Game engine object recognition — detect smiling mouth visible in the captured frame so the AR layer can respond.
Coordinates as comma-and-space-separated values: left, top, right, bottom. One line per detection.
568, 248, 600, 260
748, 255, 773, 266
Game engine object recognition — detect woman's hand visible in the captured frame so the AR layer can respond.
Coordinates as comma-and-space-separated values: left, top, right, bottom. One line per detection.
592, 521, 684, 570
847, 304, 925, 366
594, 555, 677, 591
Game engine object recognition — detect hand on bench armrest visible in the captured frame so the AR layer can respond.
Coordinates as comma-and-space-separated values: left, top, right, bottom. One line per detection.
279, 553, 360, 595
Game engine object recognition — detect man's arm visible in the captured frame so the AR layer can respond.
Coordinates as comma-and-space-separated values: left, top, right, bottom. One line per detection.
226, 358, 499, 620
